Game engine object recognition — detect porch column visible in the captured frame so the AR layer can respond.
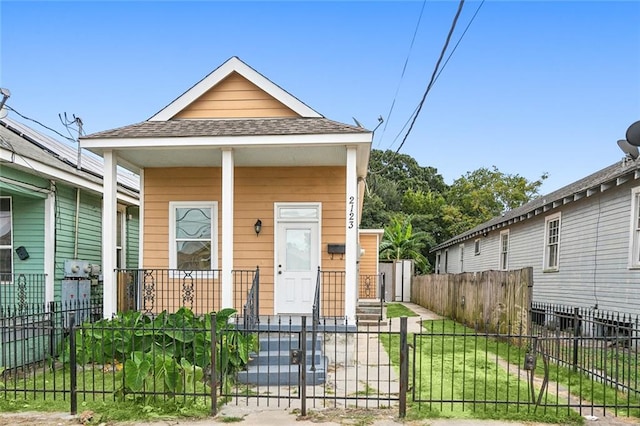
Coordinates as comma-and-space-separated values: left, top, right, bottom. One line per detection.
221, 148, 234, 309
44, 190, 55, 305
345, 146, 358, 323
102, 150, 117, 318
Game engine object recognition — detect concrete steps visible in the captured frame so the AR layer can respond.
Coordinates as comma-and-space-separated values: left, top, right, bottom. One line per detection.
356, 300, 387, 327
238, 335, 327, 386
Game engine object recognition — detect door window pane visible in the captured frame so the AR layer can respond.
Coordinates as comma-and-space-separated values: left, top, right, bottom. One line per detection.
286, 229, 311, 270
279, 208, 318, 219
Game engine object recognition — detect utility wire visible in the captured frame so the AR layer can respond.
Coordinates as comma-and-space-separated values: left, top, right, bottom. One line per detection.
376, 0, 427, 148
371, 0, 477, 176
5, 105, 76, 143
394, 0, 466, 156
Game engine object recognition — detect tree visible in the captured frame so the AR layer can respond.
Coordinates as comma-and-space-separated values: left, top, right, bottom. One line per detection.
379, 215, 430, 274
446, 166, 547, 228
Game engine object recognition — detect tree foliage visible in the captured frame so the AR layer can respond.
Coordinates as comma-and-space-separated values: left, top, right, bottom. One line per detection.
379, 215, 429, 273
362, 150, 547, 273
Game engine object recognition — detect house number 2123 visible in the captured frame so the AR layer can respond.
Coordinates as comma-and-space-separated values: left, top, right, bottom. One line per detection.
348, 196, 355, 229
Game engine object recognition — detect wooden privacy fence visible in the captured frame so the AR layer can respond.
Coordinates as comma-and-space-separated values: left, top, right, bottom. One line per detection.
411, 268, 533, 336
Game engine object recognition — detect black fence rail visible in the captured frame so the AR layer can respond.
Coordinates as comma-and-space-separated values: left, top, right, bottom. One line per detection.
116, 269, 222, 315
0, 273, 46, 310
530, 302, 640, 396
318, 269, 346, 318
1, 307, 639, 422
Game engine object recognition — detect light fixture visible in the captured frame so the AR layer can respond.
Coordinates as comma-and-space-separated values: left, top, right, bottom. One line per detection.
254, 219, 262, 236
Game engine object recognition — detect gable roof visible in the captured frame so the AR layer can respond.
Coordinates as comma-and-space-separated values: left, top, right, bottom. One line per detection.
0, 117, 139, 201
149, 56, 322, 121
432, 158, 640, 252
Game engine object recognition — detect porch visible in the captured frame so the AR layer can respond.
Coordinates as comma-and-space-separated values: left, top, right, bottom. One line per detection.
115, 267, 385, 321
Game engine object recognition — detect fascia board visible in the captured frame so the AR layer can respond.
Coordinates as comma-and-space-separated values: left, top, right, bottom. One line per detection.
149, 57, 322, 121
1, 149, 139, 205
81, 132, 372, 150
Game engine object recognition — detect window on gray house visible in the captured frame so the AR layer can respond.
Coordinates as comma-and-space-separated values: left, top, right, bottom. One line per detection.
500, 230, 509, 270
544, 213, 561, 271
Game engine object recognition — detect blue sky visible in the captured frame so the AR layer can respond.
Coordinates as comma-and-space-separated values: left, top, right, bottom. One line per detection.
1, 1, 639, 194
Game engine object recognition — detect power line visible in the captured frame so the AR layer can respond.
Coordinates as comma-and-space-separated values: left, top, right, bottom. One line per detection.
5, 105, 76, 143
393, 0, 466, 156
376, 0, 428, 148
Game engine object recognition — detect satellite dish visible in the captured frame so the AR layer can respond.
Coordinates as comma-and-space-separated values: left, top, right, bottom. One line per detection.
617, 139, 639, 160
352, 117, 364, 128
626, 120, 640, 147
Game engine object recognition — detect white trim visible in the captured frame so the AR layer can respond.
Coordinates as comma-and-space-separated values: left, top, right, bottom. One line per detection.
149, 57, 322, 121
102, 150, 118, 318
499, 229, 510, 271
221, 149, 234, 308
0, 148, 138, 205
542, 212, 561, 272
0, 196, 13, 276
628, 186, 640, 268
138, 169, 145, 268
273, 202, 322, 315
458, 243, 464, 273
44, 191, 55, 305
345, 147, 358, 322
168, 201, 219, 272
82, 132, 371, 150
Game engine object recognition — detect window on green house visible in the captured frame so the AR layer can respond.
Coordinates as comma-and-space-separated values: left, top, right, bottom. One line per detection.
0, 197, 12, 276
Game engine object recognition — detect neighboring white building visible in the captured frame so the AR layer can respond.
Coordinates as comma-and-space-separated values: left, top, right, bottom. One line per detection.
431, 157, 640, 318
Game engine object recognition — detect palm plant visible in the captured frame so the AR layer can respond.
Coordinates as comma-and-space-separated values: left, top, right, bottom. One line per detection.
379, 215, 430, 273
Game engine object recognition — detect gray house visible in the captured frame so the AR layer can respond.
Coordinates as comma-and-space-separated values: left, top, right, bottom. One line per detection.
431, 157, 640, 318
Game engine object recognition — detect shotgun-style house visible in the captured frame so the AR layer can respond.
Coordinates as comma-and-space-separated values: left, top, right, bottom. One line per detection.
0, 117, 139, 309
431, 156, 640, 318
80, 57, 374, 322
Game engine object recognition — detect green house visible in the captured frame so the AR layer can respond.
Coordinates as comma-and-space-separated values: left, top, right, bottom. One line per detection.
0, 117, 140, 309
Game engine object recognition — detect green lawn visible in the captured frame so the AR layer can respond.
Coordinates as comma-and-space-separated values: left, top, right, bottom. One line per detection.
386, 303, 419, 318
381, 318, 640, 422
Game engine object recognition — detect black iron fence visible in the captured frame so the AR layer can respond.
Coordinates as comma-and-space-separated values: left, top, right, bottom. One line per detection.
0, 273, 46, 310
530, 301, 640, 396
1, 304, 638, 422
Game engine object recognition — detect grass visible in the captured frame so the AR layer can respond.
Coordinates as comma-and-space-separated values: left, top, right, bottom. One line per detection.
381, 319, 583, 423
0, 365, 214, 423
381, 318, 640, 422
386, 303, 418, 318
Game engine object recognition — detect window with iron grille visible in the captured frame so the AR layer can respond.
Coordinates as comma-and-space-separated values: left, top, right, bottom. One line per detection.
543, 213, 561, 272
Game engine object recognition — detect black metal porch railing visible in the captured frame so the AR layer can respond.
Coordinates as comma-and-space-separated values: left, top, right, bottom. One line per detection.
241, 267, 259, 329
116, 269, 222, 315
0, 273, 46, 312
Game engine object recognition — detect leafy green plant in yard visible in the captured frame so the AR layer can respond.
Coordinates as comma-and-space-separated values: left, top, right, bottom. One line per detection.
57, 307, 258, 400
386, 303, 418, 318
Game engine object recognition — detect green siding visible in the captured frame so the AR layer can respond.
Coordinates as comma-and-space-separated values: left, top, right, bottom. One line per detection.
53, 185, 103, 300
11, 196, 45, 275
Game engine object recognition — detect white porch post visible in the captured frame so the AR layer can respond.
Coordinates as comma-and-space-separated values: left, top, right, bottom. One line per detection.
102, 150, 117, 318
138, 169, 145, 268
345, 146, 358, 323
221, 148, 234, 309
44, 190, 55, 306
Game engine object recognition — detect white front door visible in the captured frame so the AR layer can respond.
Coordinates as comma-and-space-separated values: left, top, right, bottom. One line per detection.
275, 204, 320, 314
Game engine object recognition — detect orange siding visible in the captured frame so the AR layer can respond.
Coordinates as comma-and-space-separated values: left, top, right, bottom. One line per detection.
359, 233, 380, 299
143, 166, 346, 314
174, 72, 299, 119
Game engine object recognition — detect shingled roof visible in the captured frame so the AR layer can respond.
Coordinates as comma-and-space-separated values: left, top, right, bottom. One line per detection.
83, 117, 368, 139
432, 158, 640, 251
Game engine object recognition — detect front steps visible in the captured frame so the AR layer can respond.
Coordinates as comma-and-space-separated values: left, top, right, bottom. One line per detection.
356, 300, 387, 327
238, 335, 327, 386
